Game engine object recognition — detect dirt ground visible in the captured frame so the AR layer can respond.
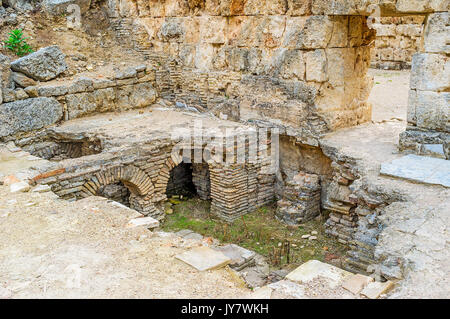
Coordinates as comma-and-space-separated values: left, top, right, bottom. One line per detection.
0, 187, 250, 299
368, 69, 410, 123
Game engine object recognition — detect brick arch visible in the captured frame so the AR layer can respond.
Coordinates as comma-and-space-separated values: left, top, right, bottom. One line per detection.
81, 165, 155, 197
154, 150, 184, 198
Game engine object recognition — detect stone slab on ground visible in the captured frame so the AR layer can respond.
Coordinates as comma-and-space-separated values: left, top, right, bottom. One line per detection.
286, 260, 352, 288
126, 216, 159, 229
175, 229, 194, 237
175, 246, 231, 271
214, 244, 256, 270
380, 155, 450, 187
341, 274, 374, 295
361, 281, 395, 299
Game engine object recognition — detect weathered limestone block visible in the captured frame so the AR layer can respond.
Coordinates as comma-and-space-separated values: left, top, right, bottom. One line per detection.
0, 54, 12, 90
93, 88, 116, 112
158, 18, 185, 43
423, 12, 450, 53
38, 83, 69, 97
287, 0, 311, 16
116, 82, 157, 110
311, 0, 358, 15
291, 15, 333, 49
66, 92, 97, 119
0, 97, 63, 138
410, 53, 450, 92
275, 49, 306, 80
200, 16, 226, 44
129, 82, 157, 108
396, 0, 449, 13
42, 0, 92, 15
10, 46, 68, 82
306, 49, 328, 82
329, 16, 348, 47
409, 90, 449, 131
12, 72, 37, 88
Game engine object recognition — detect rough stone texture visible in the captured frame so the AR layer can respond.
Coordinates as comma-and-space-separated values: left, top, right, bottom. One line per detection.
410, 53, 450, 92
276, 172, 321, 225
42, 0, 92, 15
423, 12, 450, 53
0, 97, 63, 138
12, 72, 37, 88
107, 0, 376, 138
10, 46, 68, 82
371, 16, 424, 70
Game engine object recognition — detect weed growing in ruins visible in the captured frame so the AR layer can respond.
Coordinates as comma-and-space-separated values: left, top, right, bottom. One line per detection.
162, 198, 348, 269
3, 29, 33, 57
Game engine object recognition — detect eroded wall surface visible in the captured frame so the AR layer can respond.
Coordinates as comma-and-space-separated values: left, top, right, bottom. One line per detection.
107, 0, 376, 141
372, 16, 424, 70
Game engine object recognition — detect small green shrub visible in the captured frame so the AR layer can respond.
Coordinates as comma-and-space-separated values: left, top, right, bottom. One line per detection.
3, 29, 33, 57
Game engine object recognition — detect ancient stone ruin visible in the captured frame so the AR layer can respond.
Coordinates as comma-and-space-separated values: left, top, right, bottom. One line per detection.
0, 0, 448, 299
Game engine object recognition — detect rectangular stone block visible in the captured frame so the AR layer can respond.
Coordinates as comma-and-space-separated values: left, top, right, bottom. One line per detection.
412, 90, 449, 132
410, 53, 450, 92
423, 12, 450, 54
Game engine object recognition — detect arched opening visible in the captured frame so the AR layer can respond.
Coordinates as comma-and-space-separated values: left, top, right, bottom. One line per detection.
166, 162, 196, 198
96, 181, 131, 207
165, 162, 211, 200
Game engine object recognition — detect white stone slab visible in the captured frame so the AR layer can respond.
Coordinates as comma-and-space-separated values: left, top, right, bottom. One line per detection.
126, 216, 159, 229
361, 281, 394, 299
285, 260, 352, 288
10, 181, 30, 193
175, 246, 231, 271
380, 154, 450, 187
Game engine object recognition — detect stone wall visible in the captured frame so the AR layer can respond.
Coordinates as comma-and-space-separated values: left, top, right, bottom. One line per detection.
371, 16, 424, 70
106, 0, 376, 140
399, 12, 449, 159
0, 63, 158, 140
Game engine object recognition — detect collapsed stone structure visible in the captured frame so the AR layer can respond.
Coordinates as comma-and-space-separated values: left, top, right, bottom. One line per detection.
0, 0, 448, 284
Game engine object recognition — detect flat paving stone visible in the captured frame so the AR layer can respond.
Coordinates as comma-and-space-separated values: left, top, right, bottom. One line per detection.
285, 260, 352, 288
175, 246, 231, 271
214, 244, 256, 270
361, 281, 394, 299
341, 274, 374, 295
380, 155, 450, 187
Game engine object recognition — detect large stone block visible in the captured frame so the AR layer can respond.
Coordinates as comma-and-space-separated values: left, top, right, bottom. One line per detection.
423, 12, 450, 53
275, 49, 306, 80
410, 53, 450, 92
411, 90, 449, 131
287, 0, 311, 16
0, 97, 63, 138
297, 15, 333, 49
10, 46, 68, 82
0, 54, 12, 90
66, 92, 97, 119
306, 49, 327, 82
311, 0, 357, 15
42, 0, 91, 15
200, 16, 227, 44
396, 0, 449, 13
